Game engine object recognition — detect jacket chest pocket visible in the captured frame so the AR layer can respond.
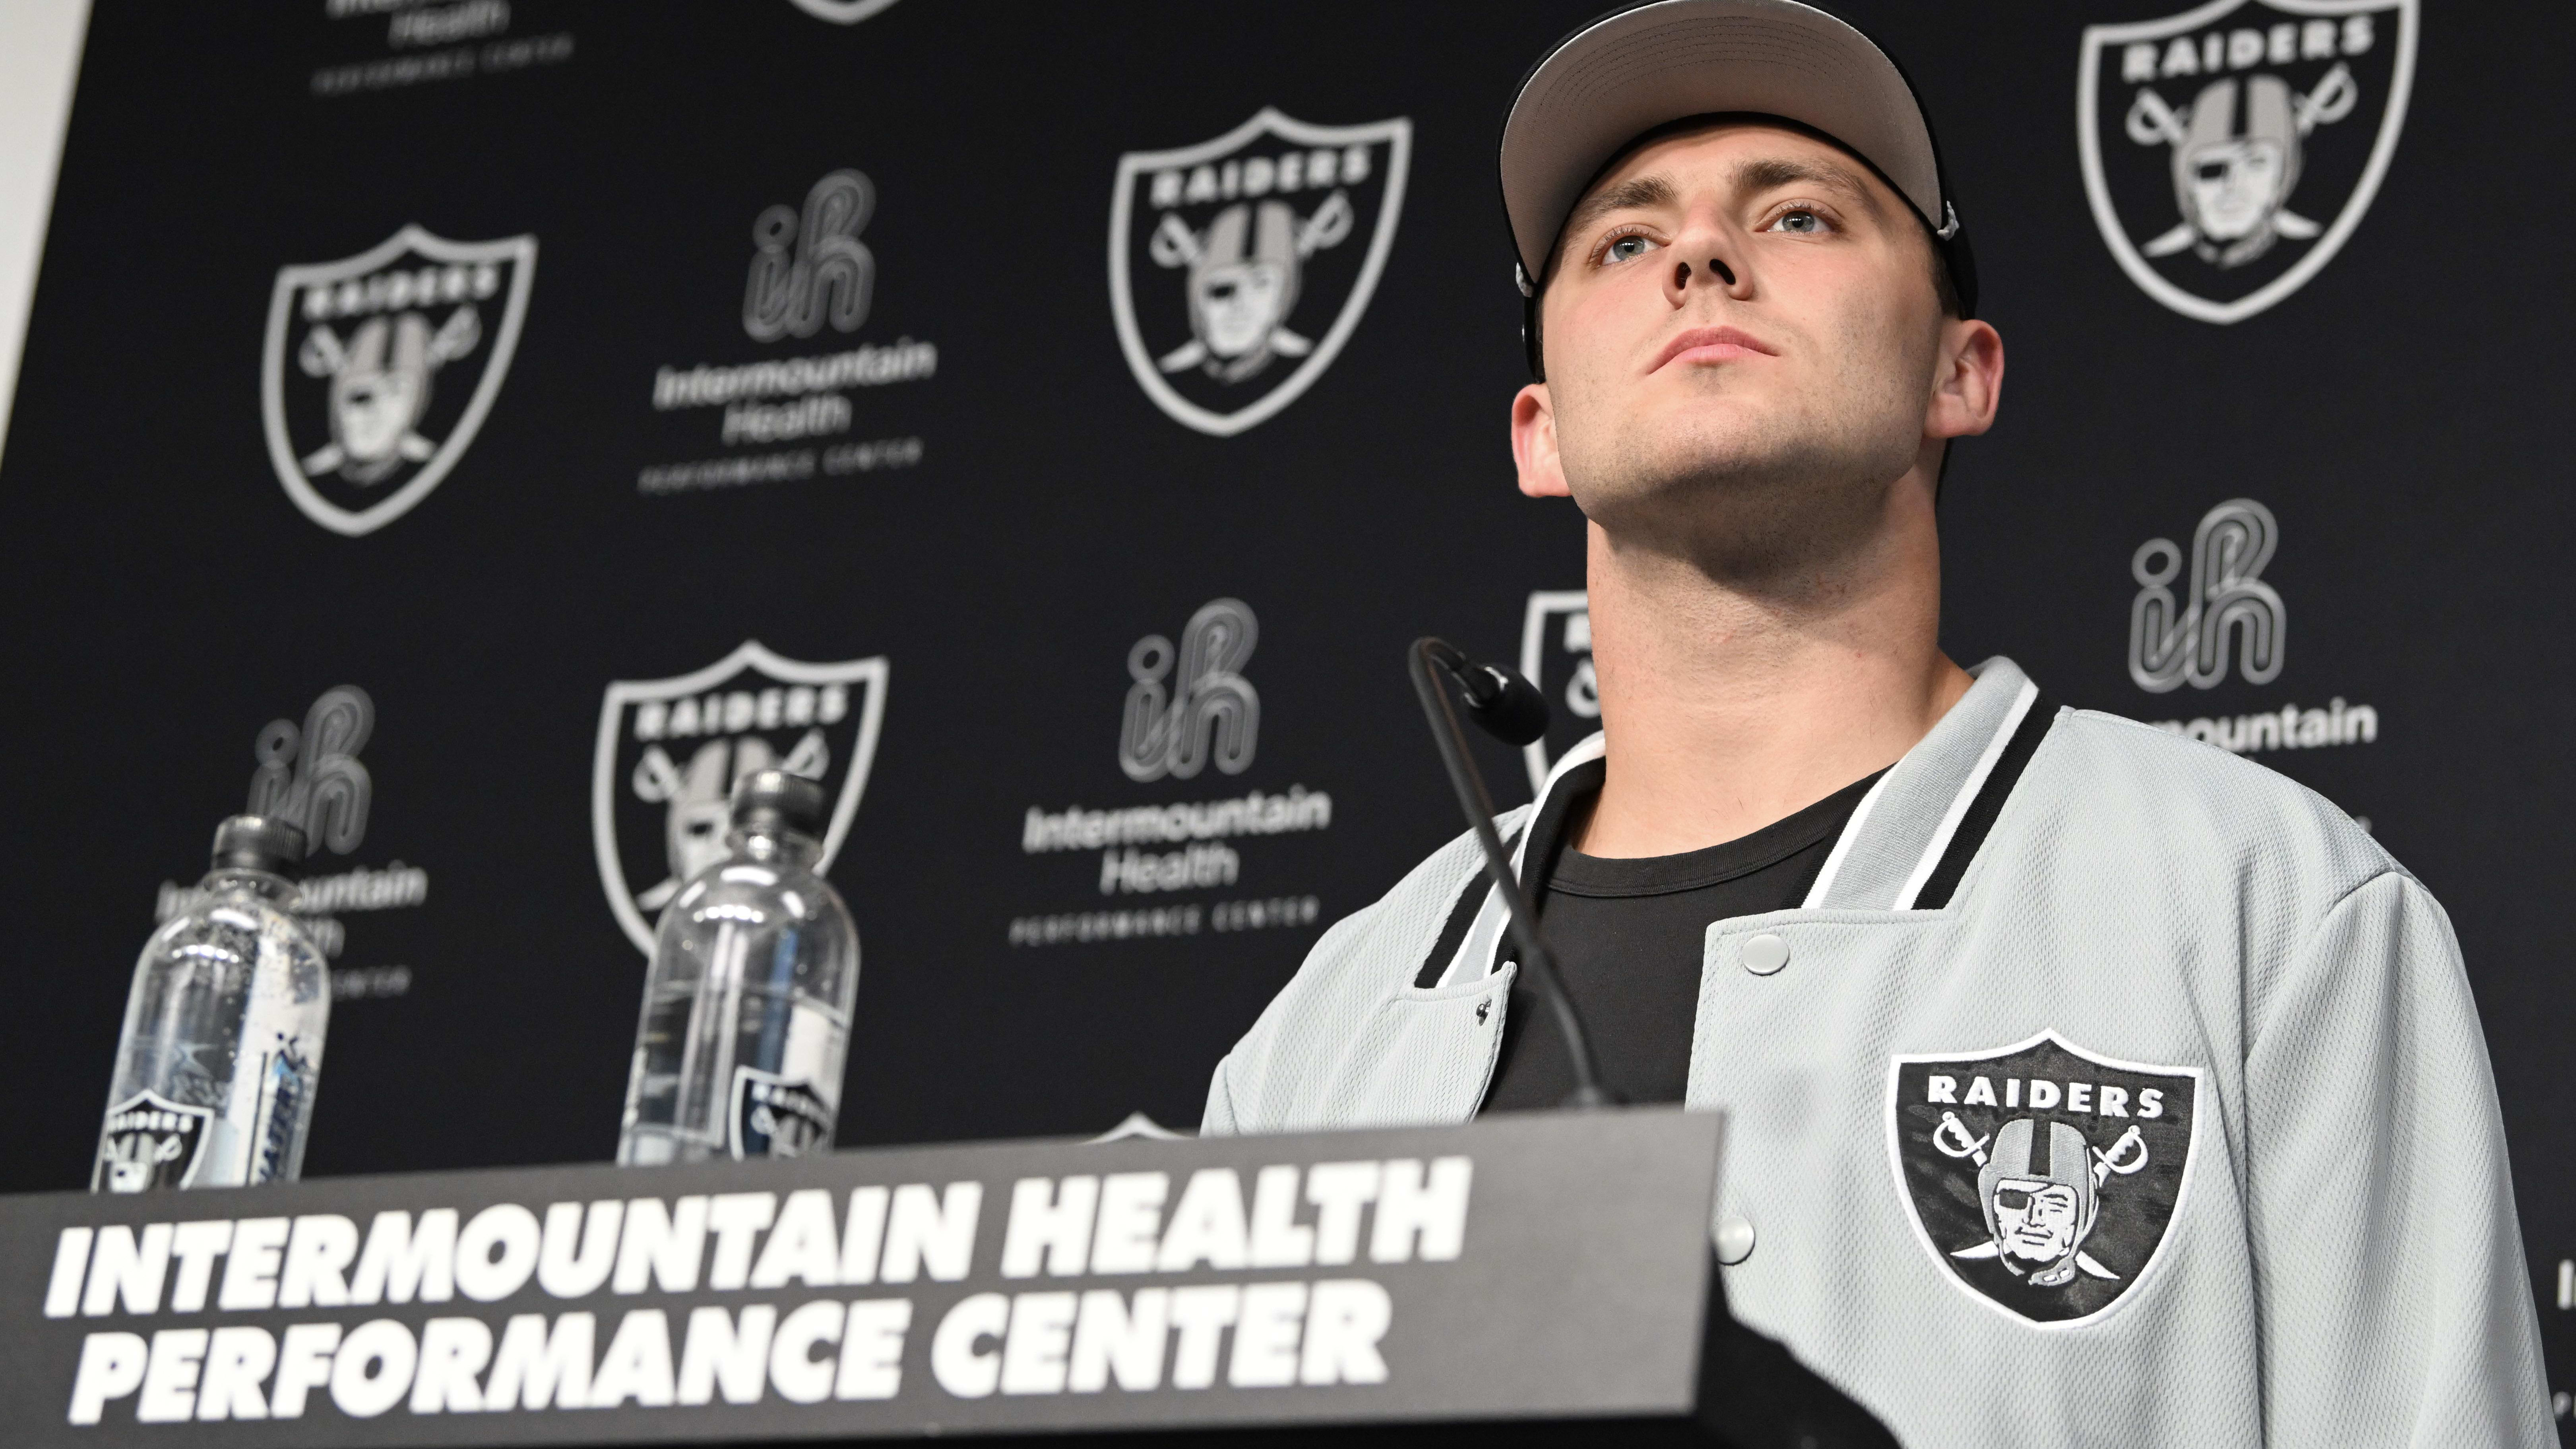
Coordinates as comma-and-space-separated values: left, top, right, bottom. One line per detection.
1312, 967, 1516, 1130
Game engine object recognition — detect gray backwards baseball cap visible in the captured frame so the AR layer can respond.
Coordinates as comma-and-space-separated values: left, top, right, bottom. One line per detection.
1501, 0, 1977, 371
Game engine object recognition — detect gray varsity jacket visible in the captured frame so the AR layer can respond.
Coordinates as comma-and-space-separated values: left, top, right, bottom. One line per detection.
1203, 658, 2551, 1449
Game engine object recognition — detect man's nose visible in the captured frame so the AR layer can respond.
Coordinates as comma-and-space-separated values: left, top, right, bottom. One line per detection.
1659, 219, 1750, 308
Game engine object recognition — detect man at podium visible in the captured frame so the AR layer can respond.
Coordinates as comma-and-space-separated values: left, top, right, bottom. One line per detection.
1201, 2, 2554, 1445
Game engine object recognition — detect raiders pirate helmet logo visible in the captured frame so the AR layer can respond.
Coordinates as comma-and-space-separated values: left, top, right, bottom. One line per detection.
731, 1067, 834, 1159
593, 642, 888, 954
262, 226, 536, 535
2078, 0, 2416, 323
1889, 1032, 2201, 1324
1108, 109, 1411, 436
93, 1090, 214, 1193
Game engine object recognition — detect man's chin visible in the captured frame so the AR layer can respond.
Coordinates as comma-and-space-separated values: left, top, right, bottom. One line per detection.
1566, 432, 1806, 522
1572, 458, 1893, 579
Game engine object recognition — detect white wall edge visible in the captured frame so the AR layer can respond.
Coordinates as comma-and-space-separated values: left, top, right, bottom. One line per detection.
0, 0, 94, 470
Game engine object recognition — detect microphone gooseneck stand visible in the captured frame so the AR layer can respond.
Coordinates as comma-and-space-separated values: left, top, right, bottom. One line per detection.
1412, 642, 1900, 1446
1408, 637, 1617, 1110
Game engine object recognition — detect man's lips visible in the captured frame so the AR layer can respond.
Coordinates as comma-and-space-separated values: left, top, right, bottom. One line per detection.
1649, 326, 1777, 372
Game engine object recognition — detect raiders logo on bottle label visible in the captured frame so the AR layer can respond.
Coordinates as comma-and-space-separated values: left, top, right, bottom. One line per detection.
730, 1066, 834, 1160
93, 1090, 215, 1193
1888, 1031, 2201, 1325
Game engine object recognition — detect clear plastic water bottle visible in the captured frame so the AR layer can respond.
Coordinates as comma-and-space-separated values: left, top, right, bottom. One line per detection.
618, 769, 857, 1164
95, 817, 329, 1192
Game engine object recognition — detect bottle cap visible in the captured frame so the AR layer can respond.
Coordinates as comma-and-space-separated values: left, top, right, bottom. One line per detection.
730, 769, 827, 841
211, 815, 308, 877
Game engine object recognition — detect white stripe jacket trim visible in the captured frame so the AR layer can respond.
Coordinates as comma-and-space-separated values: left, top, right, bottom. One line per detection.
1202, 657, 2551, 1449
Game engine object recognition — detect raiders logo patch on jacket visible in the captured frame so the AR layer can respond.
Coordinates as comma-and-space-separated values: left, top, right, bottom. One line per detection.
1889, 1032, 2199, 1324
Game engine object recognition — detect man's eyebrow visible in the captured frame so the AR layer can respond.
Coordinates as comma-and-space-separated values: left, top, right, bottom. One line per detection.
1735, 156, 1886, 216
1560, 174, 1679, 250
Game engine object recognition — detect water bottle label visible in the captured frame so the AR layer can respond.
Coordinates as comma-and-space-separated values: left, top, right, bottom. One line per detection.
729, 1066, 833, 1160
248, 1038, 318, 1184
93, 1091, 213, 1193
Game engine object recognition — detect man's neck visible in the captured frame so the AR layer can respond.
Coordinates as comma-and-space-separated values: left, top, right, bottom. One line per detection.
1572, 477, 1972, 859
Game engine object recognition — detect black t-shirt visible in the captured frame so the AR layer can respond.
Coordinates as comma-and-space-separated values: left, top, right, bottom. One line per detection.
1480, 770, 1883, 1111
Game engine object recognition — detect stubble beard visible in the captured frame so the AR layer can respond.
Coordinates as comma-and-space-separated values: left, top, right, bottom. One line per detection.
1556, 358, 1926, 599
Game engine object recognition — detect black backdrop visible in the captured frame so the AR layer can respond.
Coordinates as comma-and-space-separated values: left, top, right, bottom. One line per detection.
4, 0, 2567, 1426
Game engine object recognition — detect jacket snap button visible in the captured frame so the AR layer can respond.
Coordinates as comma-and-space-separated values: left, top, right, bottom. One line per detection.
1714, 1216, 1757, 1265
1741, 933, 1789, 976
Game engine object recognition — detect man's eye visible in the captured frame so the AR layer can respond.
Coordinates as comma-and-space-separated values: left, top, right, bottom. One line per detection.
1774, 209, 1828, 234
1603, 235, 1657, 264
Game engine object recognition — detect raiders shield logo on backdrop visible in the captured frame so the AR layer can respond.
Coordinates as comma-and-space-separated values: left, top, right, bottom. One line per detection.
262, 226, 535, 535
2077, 0, 2415, 323
1889, 1032, 2201, 1324
593, 642, 888, 954
1109, 109, 1411, 437
1518, 590, 1597, 794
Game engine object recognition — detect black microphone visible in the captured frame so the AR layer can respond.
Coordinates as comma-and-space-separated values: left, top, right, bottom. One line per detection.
1409, 638, 1616, 1110
1448, 653, 1550, 747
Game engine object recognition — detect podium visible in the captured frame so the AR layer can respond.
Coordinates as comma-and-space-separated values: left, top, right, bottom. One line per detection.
0, 1109, 1892, 1447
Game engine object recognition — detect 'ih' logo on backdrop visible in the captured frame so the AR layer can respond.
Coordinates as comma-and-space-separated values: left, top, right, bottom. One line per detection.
2077, 0, 2415, 323
2127, 497, 2286, 692
1109, 109, 1411, 437
1118, 598, 1259, 783
592, 642, 888, 954
261, 226, 535, 535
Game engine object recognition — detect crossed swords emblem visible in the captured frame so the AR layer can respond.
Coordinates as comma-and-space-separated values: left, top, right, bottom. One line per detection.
2123, 61, 2358, 260
1147, 192, 1354, 378
1934, 1110, 2150, 1282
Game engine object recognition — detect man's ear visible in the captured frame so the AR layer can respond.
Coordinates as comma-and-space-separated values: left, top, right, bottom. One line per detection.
1926, 318, 2004, 442
1512, 383, 1571, 498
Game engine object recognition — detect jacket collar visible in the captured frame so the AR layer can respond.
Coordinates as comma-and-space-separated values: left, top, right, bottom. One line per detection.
1423, 657, 2052, 987
1802, 657, 2047, 910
